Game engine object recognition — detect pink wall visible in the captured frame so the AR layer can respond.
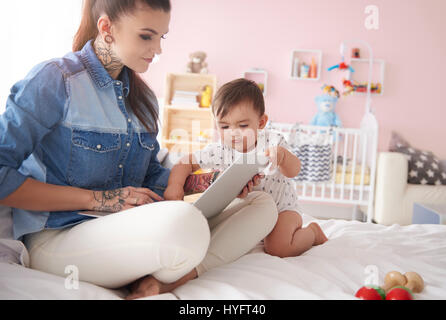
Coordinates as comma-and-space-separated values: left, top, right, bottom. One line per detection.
144, 0, 446, 159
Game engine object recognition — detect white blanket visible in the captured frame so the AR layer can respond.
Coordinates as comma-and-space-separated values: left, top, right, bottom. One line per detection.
1, 214, 445, 300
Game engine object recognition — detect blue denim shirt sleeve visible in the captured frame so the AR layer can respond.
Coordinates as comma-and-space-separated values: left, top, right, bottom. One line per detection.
0, 62, 67, 199
142, 138, 171, 198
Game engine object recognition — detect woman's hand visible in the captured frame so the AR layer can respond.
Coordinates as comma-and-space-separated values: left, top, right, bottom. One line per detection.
90, 186, 164, 213
237, 173, 264, 199
164, 184, 185, 201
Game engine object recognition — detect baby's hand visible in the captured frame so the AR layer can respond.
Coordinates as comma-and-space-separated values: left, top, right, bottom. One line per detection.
265, 146, 286, 170
164, 184, 185, 201
237, 173, 264, 199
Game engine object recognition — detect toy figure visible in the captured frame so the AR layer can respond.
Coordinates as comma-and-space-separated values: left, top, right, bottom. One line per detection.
310, 85, 342, 128
328, 43, 355, 73
200, 85, 212, 108
328, 61, 355, 73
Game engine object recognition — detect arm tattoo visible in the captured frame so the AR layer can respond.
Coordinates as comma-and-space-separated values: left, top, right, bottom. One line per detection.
184, 171, 220, 195
92, 189, 130, 213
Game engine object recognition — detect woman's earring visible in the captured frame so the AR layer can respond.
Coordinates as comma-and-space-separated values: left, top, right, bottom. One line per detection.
104, 35, 114, 44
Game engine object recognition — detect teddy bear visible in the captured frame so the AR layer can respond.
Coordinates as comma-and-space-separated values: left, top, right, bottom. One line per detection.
187, 51, 208, 74
310, 85, 342, 128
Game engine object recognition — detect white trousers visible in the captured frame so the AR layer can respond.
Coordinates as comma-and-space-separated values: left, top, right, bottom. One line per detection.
23, 191, 277, 289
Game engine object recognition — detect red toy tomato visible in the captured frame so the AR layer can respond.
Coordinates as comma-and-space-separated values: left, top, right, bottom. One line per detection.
385, 287, 414, 300
355, 285, 385, 300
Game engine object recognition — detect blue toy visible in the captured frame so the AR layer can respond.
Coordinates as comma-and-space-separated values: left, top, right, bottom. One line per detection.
310, 85, 342, 128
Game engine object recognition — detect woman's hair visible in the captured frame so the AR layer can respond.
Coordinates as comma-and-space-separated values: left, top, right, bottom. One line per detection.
73, 0, 171, 133
212, 78, 265, 119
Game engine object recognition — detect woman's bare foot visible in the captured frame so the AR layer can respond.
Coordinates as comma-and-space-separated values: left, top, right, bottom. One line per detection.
125, 275, 166, 300
309, 222, 328, 246
125, 268, 198, 300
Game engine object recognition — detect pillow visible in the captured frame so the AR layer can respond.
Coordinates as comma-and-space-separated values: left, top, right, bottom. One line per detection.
389, 132, 446, 185
0, 205, 30, 266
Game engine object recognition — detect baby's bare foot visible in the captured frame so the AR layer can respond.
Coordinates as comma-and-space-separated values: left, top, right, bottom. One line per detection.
125, 275, 167, 300
309, 222, 328, 246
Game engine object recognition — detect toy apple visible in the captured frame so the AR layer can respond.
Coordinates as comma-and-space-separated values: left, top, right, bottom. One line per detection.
355, 285, 386, 300
385, 287, 414, 300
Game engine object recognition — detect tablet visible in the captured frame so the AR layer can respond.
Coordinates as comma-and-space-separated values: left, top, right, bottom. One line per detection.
193, 153, 270, 219
79, 153, 271, 219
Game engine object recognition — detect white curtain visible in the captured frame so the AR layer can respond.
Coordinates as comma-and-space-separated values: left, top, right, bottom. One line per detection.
0, 0, 83, 114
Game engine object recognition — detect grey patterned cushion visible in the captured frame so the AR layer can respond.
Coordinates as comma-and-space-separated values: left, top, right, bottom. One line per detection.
389, 132, 446, 185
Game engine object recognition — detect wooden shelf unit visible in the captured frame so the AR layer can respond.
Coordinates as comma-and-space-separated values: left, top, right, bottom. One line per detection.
161, 73, 217, 153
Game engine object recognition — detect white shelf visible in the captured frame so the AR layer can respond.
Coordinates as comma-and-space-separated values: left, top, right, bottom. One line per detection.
290, 49, 322, 81
243, 68, 268, 96
349, 58, 385, 96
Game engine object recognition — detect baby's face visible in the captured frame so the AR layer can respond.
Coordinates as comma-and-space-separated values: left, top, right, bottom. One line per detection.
215, 101, 268, 153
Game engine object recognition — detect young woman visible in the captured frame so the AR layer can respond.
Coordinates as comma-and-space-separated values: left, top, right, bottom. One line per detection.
0, 0, 277, 299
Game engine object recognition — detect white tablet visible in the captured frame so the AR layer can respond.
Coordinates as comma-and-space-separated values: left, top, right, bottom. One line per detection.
193, 153, 270, 219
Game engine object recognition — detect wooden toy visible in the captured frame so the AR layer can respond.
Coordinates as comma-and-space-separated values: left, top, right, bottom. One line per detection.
403, 272, 424, 293
382, 271, 424, 300
382, 271, 407, 292
382, 271, 424, 293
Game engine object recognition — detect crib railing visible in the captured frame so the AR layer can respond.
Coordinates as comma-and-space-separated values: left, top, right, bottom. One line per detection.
268, 122, 378, 222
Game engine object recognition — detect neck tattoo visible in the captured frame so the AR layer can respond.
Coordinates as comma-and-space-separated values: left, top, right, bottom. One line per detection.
93, 37, 124, 79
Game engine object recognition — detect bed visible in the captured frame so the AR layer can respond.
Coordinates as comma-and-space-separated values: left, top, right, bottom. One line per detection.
1, 210, 445, 300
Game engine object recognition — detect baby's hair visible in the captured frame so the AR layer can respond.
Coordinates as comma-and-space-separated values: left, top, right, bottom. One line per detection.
212, 78, 265, 119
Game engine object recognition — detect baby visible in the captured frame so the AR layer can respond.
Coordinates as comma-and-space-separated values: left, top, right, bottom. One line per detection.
165, 78, 328, 258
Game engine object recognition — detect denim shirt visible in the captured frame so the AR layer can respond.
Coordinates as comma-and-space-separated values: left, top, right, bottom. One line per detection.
0, 40, 170, 240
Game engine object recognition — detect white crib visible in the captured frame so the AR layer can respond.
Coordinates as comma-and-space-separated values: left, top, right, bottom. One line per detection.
269, 112, 379, 223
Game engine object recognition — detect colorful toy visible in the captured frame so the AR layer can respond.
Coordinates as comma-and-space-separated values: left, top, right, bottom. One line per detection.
327, 61, 355, 73
343, 80, 382, 96
355, 271, 424, 300
310, 85, 342, 128
309, 57, 318, 79
300, 63, 310, 78
328, 43, 355, 73
322, 85, 340, 98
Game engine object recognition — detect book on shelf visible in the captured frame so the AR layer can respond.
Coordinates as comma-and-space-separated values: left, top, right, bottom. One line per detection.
170, 90, 200, 108
171, 101, 200, 108
174, 90, 199, 96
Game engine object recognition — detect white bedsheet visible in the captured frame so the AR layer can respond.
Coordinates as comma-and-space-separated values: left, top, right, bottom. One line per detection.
1, 215, 445, 300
